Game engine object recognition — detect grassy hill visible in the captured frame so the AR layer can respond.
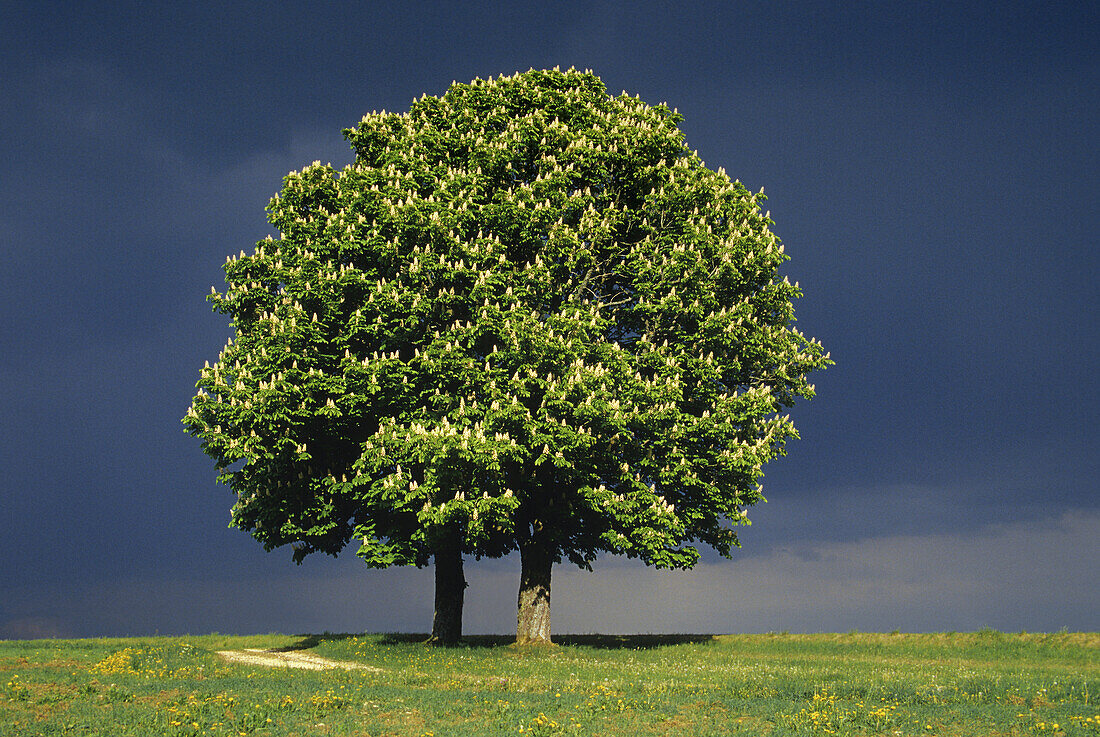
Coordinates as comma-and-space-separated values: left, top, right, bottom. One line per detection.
2, 630, 1096, 735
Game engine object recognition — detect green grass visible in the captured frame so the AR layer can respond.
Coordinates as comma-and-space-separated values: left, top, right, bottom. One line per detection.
1, 630, 1096, 736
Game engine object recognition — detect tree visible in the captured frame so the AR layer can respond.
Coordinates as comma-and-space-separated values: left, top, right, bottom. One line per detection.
184, 67, 829, 645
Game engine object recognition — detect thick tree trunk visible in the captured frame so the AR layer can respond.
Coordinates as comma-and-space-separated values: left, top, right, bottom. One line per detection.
516, 533, 553, 645
429, 539, 465, 645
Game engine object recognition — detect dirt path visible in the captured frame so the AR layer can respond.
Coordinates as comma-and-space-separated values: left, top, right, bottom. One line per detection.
216, 648, 383, 672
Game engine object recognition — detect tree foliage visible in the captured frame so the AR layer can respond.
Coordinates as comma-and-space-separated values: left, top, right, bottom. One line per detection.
184, 68, 829, 637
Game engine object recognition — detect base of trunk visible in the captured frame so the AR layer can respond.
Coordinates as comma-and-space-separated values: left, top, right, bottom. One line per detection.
516, 537, 552, 645
429, 541, 465, 646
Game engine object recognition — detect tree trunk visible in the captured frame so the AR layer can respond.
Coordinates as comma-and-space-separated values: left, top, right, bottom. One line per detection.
429, 539, 465, 645
516, 532, 553, 645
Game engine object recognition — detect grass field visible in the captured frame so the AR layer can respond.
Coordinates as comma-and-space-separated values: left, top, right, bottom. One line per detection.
1, 630, 1096, 736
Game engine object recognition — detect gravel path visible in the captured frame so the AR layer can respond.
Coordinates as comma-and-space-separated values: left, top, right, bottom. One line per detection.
216, 648, 383, 672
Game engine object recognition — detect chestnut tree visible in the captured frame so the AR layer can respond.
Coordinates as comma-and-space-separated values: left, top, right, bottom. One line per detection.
184, 67, 829, 645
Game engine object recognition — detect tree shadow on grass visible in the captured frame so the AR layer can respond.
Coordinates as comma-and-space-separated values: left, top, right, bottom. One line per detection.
375, 633, 717, 649
554, 634, 716, 649
277, 632, 717, 651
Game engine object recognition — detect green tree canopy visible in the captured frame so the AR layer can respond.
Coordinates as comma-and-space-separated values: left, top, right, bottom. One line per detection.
184, 67, 829, 644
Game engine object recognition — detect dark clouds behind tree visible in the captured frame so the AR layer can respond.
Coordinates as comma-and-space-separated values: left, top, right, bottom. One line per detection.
1, 0, 1096, 638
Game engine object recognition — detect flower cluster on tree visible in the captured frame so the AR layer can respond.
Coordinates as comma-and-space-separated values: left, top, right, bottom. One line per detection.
184, 67, 830, 644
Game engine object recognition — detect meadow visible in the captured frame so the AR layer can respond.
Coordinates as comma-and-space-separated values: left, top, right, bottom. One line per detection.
1, 630, 1096, 736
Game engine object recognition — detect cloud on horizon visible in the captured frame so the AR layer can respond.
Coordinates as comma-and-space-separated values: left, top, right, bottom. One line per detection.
5, 508, 1095, 640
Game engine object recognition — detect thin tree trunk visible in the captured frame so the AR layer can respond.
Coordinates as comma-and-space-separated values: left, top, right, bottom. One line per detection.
516, 530, 552, 645
429, 538, 465, 645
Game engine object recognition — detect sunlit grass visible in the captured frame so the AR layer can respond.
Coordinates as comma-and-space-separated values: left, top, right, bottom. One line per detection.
1, 630, 1095, 735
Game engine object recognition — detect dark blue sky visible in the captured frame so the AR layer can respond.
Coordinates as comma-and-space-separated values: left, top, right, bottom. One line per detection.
2, 1, 1097, 639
